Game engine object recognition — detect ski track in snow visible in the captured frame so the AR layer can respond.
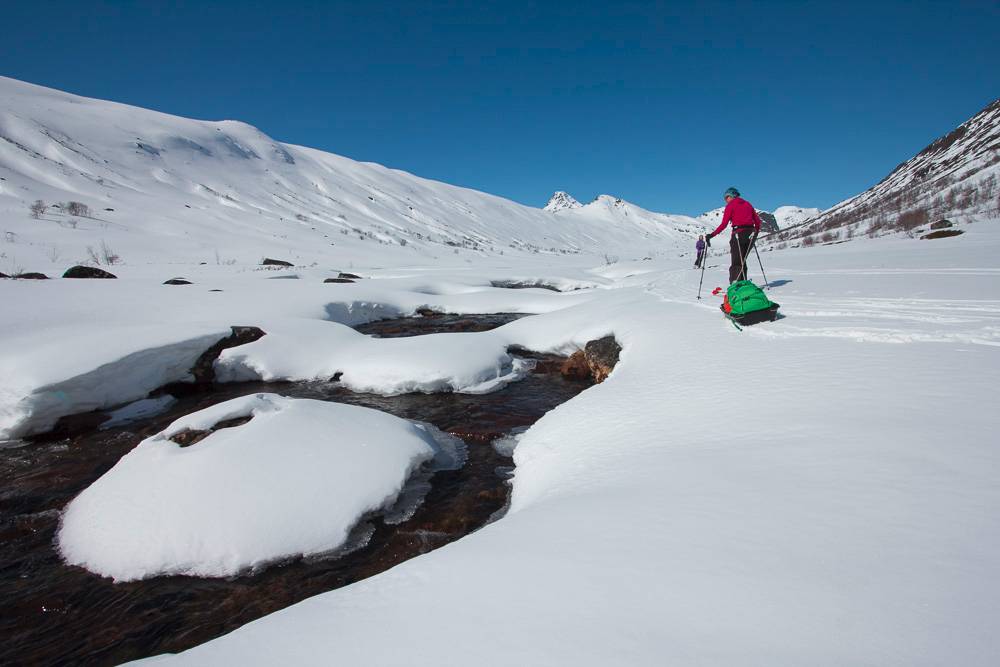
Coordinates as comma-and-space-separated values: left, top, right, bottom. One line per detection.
648, 238, 1000, 347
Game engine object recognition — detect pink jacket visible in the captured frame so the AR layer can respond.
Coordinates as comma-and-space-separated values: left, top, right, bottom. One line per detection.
711, 197, 761, 236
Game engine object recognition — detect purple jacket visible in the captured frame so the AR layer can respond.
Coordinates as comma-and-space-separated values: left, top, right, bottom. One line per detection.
696, 239, 705, 251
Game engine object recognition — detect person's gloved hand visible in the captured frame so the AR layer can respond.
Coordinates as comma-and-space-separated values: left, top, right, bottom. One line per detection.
705, 233, 712, 246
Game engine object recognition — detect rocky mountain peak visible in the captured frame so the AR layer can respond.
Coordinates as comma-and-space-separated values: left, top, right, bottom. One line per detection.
544, 191, 583, 212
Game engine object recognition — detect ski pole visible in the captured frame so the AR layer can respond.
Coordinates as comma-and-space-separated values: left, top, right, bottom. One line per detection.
753, 241, 770, 289
696, 236, 709, 299
736, 232, 749, 282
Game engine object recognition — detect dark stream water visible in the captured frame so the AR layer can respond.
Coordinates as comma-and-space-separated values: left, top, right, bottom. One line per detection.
0, 313, 589, 666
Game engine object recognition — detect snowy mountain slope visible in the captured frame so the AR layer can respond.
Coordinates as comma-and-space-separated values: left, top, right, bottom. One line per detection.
697, 203, 820, 233
772, 97, 1000, 244
549, 194, 706, 249
773, 205, 822, 228
0, 76, 697, 272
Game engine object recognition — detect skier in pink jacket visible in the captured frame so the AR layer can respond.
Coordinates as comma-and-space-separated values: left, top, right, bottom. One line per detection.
706, 187, 761, 284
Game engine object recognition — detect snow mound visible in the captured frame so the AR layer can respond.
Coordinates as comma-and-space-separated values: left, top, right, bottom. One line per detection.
0, 324, 232, 440
57, 393, 436, 582
214, 319, 531, 394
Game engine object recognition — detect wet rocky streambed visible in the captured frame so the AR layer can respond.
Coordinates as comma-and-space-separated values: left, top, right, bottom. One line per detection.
1, 312, 617, 666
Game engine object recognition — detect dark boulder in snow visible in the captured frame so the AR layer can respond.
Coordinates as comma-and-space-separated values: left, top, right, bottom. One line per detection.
0, 272, 8, 279
63, 265, 117, 279
16, 272, 49, 280
490, 279, 562, 292
585, 336, 621, 383
929, 219, 954, 230
261, 258, 294, 267
188, 326, 267, 385
338, 272, 362, 279
324, 278, 354, 283
560, 336, 622, 383
757, 211, 780, 233
163, 278, 193, 285
921, 229, 964, 240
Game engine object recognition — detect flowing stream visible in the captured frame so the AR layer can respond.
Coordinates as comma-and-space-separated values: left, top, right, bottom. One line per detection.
0, 313, 590, 666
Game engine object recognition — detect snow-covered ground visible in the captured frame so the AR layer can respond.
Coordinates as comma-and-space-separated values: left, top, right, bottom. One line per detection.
4, 218, 990, 666
120, 223, 995, 667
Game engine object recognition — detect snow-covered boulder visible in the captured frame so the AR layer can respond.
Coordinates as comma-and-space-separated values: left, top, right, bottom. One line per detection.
57, 393, 437, 581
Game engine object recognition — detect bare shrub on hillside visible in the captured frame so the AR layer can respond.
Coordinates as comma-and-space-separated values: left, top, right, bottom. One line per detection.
894, 208, 929, 232
86, 240, 120, 266
801, 235, 815, 247
29, 200, 48, 219
65, 201, 91, 217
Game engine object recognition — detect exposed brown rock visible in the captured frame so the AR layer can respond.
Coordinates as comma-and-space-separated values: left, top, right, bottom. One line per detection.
323, 278, 354, 283
261, 258, 294, 267
929, 219, 954, 230
560, 350, 591, 381
557, 336, 621, 383
170, 416, 253, 447
163, 278, 192, 285
63, 265, 117, 279
416, 308, 444, 318
16, 272, 49, 280
338, 272, 362, 279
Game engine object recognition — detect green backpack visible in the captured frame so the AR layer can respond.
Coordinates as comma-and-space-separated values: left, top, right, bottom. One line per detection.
722, 280, 779, 325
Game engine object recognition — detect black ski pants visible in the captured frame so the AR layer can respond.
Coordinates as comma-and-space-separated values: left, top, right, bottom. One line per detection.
729, 229, 755, 284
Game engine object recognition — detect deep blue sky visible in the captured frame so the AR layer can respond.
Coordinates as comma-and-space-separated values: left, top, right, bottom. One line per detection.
2, 1, 998, 215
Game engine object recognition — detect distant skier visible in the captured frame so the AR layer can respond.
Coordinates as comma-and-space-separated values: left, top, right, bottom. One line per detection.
694, 235, 706, 268
706, 187, 761, 284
